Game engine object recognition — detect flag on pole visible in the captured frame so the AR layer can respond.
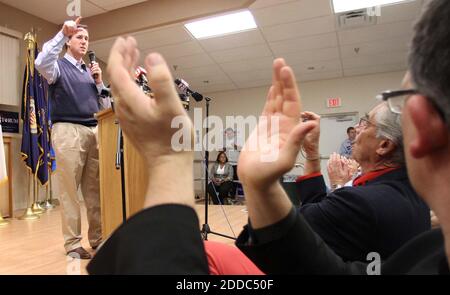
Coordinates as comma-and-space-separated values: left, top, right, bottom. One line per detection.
0, 123, 7, 186
20, 38, 53, 186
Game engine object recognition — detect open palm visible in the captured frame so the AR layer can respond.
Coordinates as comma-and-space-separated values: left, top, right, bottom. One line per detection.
107, 37, 192, 162
238, 59, 317, 188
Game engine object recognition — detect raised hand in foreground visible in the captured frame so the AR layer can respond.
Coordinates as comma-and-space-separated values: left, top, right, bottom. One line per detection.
237, 58, 317, 228
107, 36, 194, 208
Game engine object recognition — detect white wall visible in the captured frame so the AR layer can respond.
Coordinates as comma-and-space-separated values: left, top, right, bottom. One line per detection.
203, 70, 405, 120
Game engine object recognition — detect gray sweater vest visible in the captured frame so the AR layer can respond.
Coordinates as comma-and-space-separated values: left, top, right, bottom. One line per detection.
49, 58, 99, 126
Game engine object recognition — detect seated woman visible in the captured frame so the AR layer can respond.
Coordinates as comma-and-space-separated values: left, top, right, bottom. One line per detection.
207, 152, 234, 205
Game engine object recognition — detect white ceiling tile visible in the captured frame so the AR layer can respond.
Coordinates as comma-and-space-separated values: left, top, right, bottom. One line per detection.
196, 83, 237, 94
235, 79, 271, 89
298, 71, 343, 82
219, 56, 274, 74
89, 0, 147, 11
198, 30, 265, 52
172, 65, 226, 80
131, 25, 193, 50
82, 1, 108, 18
260, 16, 336, 42
251, 0, 333, 27
174, 72, 233, 86
249, 0, 296, 10
165, 53, 215, 70
338, 21, 413, 45
291, 59, 342, 75
343, 64, 407, 77
283, 47, 340, 65
142, 41, 205, 59
0, 0, 106, 24
269, 33, 338, 56
339, 37, 411, 59
229, 70, 273, 83
377, 0, 424, 25
342, 51, 407, 69
209, 44, 273, 63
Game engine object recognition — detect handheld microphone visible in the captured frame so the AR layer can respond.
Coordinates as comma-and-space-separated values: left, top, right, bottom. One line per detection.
87, 50, 98, 79
174, 78, 203, 102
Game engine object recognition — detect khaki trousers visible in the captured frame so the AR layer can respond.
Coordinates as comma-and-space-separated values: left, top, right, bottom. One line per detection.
52, 123, 102, 252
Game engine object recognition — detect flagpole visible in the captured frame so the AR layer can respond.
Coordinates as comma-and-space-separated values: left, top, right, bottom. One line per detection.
41, 167, 55, 209
19, 170, 39, 220
31, 177, 45, 214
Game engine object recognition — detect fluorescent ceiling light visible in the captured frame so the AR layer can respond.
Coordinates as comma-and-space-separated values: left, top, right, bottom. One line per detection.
332, 0, 410, 13
184, 10, 257, 39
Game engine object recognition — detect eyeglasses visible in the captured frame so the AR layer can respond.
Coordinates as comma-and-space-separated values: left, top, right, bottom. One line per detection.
357, 116, 375, 129
376, 89, 418, 114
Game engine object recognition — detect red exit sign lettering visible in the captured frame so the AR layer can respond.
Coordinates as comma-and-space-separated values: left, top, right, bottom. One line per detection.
327, 97, 341, 108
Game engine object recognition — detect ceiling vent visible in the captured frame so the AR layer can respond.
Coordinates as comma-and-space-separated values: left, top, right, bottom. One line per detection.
336, 9, 377, 30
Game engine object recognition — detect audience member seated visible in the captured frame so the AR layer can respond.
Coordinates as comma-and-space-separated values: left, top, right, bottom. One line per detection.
327, 152, 359, 190
207, 152, 235, 205
294, 105, 430, 262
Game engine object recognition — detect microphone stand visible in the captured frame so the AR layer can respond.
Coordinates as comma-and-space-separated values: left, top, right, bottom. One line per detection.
200, 97, 236, 241
115, 123, 127, 223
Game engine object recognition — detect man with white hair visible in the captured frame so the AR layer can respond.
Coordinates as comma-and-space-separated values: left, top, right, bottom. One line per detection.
291, 104, 429, 262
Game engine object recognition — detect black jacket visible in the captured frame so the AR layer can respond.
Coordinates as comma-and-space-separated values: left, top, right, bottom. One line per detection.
87, 205, 209, 275
87, 205, 448, 275
297, 168, 430, 261
236, 208, 449, 275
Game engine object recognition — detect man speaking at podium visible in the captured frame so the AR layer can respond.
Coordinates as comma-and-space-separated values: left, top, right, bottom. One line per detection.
35, 17, 110, 259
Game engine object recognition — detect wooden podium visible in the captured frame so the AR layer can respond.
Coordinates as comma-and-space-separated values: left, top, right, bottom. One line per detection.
96, 108, 148, 239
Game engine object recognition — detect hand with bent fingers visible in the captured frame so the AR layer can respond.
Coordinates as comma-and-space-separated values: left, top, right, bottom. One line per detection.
107, 36, 192, 164
327, 152, 351, 187
89, 61, 103, 84
107, 36, 194, 207
62, 17, 82, 37
300, 111, 321, 158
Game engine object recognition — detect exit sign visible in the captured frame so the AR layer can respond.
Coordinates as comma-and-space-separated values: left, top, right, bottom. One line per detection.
327, 97, 341, 108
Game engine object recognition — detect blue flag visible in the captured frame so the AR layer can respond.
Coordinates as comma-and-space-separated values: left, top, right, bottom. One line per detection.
21, 45, 53, 185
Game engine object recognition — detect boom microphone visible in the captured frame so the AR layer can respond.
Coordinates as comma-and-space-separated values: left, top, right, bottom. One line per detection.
134, 66, 151, 94
174, 78, 203, 102
135, 66, 148, 83
87, 50, 98, 79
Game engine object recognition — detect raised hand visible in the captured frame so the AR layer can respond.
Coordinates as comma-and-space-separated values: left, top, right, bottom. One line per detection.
107, 36, 192, 164
237, 58, 317, 190
300, 111, 321, 158
327, 152, 352, 187
107, 36, 194, 207
62, 17, 82, 37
